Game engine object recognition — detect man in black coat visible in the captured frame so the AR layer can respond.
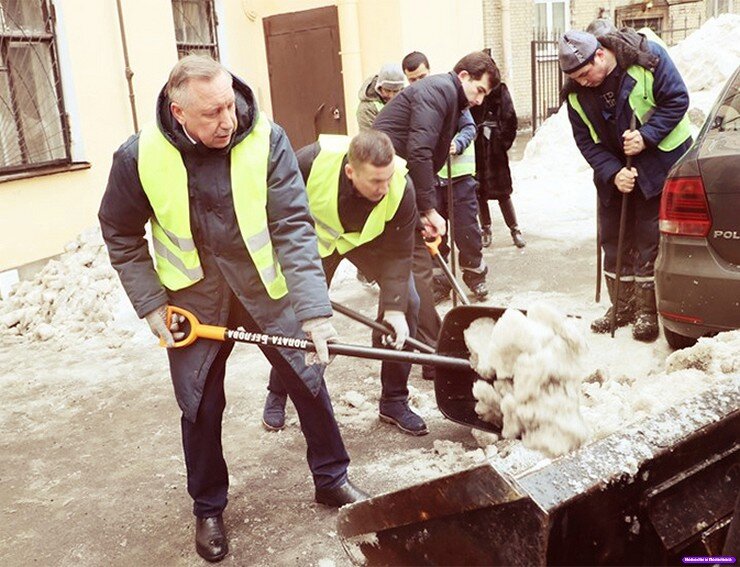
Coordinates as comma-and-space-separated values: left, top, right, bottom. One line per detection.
373, 52, 500, 360
262, 130, 428, 436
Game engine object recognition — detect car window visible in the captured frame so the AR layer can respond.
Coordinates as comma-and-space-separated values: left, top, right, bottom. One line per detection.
712, 72, 740, 131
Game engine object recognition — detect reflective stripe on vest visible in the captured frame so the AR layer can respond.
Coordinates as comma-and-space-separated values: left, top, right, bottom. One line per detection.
437, 141, 476, 178
568, 65, 691, 151
373, 100, 384, 112
306, 134, 407, 258
137, 113, 288, 298
625, 65, 691, 151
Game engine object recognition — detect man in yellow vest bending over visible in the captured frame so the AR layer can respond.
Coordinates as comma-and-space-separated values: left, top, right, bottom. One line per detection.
262, 130, 428, 436
559, 29, 691, 342
99, 55, 367, 563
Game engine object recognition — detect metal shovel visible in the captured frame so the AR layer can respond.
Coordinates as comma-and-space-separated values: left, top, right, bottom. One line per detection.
425, 236, 471, 306
165, 305, 503, 434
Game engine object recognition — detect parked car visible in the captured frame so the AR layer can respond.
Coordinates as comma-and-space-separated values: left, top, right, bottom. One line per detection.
655, 64, 740, 349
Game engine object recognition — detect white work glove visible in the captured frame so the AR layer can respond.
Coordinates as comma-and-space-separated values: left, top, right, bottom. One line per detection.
382, 310, 409, 350
144, 305, 185, 348
302, 317, 339, 366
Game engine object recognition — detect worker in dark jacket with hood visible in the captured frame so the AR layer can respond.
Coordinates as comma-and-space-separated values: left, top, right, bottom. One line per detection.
262, 130, 428, 436
559, 29, 691, 342
373, 51, 499, 365
98, 56, 367, 563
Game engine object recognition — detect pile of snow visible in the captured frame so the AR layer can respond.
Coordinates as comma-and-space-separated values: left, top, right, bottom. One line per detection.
670, 13, 740, 93
0, 227, 137, 347
465, 303, 589, 457
473, 329, 740, 476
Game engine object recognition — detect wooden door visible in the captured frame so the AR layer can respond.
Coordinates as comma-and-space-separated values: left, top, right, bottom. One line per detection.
264, 6, 346, 149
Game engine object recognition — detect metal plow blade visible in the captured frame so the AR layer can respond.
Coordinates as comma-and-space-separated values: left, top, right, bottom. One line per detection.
338, 382, 739, 565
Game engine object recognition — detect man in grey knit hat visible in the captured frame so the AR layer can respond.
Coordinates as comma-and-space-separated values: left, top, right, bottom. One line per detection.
356, 63, 405, 131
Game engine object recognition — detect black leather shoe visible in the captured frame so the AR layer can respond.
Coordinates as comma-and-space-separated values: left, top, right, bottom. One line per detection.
262, 391, 287, 431
315, 481, 370, 508
195, 515, 228, 562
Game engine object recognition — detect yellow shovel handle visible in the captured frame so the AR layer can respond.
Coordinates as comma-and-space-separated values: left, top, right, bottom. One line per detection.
165, 305, 227, 348
424, 235, 442, 257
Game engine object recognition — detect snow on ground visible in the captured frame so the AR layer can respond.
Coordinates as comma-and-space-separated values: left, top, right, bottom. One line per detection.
0, 17, 739, 565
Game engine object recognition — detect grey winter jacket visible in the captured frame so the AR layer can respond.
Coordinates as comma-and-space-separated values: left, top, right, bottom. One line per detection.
356, 74, 384, 131
99, 75, 331, 421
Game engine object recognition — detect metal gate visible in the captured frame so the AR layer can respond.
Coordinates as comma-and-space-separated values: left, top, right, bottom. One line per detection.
531, 30, 565, 132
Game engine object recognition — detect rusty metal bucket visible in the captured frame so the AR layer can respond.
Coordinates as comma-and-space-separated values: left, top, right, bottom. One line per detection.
337, 379, 739, 565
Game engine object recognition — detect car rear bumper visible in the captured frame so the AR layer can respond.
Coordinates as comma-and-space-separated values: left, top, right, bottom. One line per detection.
655, 235, 740, 339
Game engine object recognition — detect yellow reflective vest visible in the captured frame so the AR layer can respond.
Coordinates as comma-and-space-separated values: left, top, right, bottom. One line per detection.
568, 65, 691, 152
438, 141, 476, 178
306, 134, 407, 257
137, 113, 288, 299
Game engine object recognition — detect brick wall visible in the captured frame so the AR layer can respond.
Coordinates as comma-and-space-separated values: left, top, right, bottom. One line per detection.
482, 0, 535, 126
571, 0, 610, 29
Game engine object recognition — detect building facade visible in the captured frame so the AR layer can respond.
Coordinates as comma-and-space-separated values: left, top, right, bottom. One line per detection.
0, 0, 484, 279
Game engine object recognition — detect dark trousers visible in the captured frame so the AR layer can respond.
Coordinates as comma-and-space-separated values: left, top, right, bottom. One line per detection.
181, 295, 350, 518
436, 175, 483, 269
599, 189, 660, 285
269, 250, 420, 401
412, 232, 442, 347
478, 194, 518, 231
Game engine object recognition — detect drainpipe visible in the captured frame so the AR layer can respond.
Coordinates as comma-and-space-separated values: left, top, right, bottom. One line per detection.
501, 0, 513, 85
337, 0, 363, 135
116, 0, 139, 133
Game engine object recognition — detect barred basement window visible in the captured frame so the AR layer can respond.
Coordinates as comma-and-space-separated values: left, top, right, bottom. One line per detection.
0, 0, 70, 175
171, 0, 219, 60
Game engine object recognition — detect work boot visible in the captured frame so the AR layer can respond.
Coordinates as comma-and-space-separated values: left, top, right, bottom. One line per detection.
481, 224, 492, 248
632, 285, 659, 342
432, 274, 452, 304
195, 515, 228, 562
462, 265, 489, 302
261, 392, 287, 431
511, 228, 526, 248
591, 277, 636, 334
379, 400, 428, 436
356, 270, 376, 286
421, 365, 436, 381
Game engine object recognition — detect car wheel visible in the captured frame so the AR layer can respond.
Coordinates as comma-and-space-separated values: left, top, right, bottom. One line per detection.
663, 327, 698, 350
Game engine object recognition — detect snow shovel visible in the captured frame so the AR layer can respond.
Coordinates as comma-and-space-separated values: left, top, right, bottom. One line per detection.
425, 236, 471, 306
445, 154, 459, 307
165, 305, 502, 434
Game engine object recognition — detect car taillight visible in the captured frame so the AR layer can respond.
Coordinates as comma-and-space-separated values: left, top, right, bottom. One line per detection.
659, 176, 712, 237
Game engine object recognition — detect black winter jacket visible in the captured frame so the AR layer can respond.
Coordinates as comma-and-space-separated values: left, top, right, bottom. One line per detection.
372, 72, 469, 213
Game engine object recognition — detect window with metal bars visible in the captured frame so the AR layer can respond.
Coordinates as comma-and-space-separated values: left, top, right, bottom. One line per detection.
171, 0, 219, 60
0, 0, 70, 175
